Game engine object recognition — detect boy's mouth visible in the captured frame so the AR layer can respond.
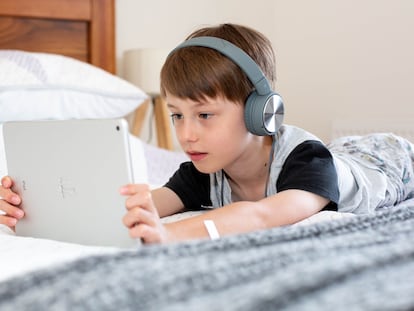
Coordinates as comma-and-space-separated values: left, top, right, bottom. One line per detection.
187, 151, 208, 162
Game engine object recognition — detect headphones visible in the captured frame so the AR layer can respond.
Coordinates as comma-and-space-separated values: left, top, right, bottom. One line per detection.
171, 36, 284, 136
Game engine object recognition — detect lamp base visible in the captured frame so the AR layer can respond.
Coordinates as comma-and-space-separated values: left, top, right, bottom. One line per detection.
131, 95, 174, 150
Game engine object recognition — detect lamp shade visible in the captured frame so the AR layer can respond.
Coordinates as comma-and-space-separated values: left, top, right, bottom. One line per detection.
123, 48, 170, 95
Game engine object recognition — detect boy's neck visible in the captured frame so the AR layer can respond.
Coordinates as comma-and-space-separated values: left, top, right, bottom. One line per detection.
224, 135, 274, 201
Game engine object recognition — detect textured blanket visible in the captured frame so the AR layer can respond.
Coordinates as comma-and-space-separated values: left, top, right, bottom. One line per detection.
1, 204, 414, 311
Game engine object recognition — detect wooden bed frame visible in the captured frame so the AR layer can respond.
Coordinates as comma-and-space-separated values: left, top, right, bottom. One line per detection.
0, 0, 115, 73
0, 0, 174, 150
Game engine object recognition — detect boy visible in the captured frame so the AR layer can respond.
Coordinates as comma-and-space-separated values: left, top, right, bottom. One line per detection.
1, 24, 413, 244
118, 23, 343, 244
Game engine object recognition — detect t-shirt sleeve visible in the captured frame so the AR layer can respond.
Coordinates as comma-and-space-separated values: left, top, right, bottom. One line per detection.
277, 140, 339, 211
164, 162, 211, 211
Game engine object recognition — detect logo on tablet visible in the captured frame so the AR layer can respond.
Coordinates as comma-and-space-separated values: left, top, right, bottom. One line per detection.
57, 177, 76, 198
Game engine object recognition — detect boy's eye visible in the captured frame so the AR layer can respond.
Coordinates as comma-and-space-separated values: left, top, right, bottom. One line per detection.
170, 113, 183, 121
199, 113, 212, 120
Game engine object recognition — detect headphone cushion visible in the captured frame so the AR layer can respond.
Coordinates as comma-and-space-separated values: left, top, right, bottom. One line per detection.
244, 92, 269, 136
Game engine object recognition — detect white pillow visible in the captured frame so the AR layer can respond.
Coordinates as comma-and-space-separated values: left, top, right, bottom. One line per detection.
0, 50, 147, 122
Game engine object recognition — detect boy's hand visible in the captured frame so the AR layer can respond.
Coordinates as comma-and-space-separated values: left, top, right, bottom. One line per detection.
120, 184, 169, 244
0, 176, 24, 230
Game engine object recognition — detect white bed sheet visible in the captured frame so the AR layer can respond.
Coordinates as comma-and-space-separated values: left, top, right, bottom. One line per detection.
0, 226, 120, 282
0, 125, 6, 180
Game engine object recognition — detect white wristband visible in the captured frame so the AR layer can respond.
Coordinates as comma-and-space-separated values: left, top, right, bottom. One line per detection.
204, 220, 220, 240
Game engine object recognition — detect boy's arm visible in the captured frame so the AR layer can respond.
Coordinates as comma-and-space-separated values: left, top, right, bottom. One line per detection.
122, 185, 328, 244
164, 189, 329, 242
151, 187, 185, 217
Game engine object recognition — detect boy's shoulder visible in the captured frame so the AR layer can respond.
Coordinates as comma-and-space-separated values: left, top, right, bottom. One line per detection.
277, 124, 322, 145
272, 124, 325, 167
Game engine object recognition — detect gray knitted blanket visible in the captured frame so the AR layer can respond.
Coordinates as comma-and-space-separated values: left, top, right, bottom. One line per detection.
1, 204, 414, 311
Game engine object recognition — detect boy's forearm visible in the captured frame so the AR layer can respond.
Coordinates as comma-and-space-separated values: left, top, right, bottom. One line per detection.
163, 201, 269, 243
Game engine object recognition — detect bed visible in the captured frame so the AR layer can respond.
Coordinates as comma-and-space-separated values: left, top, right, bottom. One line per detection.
1, 1, 414, 310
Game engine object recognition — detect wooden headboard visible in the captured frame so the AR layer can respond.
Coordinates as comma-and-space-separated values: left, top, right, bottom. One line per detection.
0, 0, 115, 74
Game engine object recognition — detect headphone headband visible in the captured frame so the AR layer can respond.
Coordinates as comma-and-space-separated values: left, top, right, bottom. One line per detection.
171, 36, 272, 95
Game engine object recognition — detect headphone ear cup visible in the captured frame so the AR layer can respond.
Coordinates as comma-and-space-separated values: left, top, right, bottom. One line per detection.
244, 92, 284, 136
244, 92, 266, 136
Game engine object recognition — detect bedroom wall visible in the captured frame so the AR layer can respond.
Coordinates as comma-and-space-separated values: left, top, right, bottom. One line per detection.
116, 0, 414, 144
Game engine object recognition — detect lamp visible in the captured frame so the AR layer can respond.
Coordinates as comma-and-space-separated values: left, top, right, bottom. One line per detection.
123, 48, 173, 150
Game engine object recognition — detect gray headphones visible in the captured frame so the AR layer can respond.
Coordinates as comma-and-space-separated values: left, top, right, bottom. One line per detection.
171, 36, 284, 136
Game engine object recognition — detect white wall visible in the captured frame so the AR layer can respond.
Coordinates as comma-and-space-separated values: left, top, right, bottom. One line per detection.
273, 1, 414, 142
116, 0, 276, 70
116, 0, 414, 143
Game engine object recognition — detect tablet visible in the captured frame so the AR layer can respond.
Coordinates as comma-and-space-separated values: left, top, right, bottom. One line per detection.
3, 118, 139, 248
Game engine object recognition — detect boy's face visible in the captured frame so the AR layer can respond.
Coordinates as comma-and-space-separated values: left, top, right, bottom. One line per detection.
166, 93, 255, 174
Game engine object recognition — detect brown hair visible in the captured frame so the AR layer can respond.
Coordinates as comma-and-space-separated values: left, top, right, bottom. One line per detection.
160, 23, 276, 104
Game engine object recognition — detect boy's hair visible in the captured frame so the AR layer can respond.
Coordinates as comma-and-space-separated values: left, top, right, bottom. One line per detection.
160, 23, 276, 104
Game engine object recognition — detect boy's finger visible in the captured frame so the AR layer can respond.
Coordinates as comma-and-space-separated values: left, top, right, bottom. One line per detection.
120, 184, 151, 196
1, 176, 12, 188
0, 200, 24, 218
0, 192, 20, 205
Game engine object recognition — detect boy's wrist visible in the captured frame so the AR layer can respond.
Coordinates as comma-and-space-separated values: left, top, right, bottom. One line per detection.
162, 224, 177, 243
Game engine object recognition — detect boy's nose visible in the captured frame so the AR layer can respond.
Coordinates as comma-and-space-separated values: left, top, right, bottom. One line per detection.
179, 120, 198, 142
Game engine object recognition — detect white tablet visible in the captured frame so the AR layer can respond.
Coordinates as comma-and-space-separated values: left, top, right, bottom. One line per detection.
3, 118, 139, 248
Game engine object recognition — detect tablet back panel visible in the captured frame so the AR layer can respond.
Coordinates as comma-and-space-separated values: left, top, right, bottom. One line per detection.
3, 119, 138, 248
